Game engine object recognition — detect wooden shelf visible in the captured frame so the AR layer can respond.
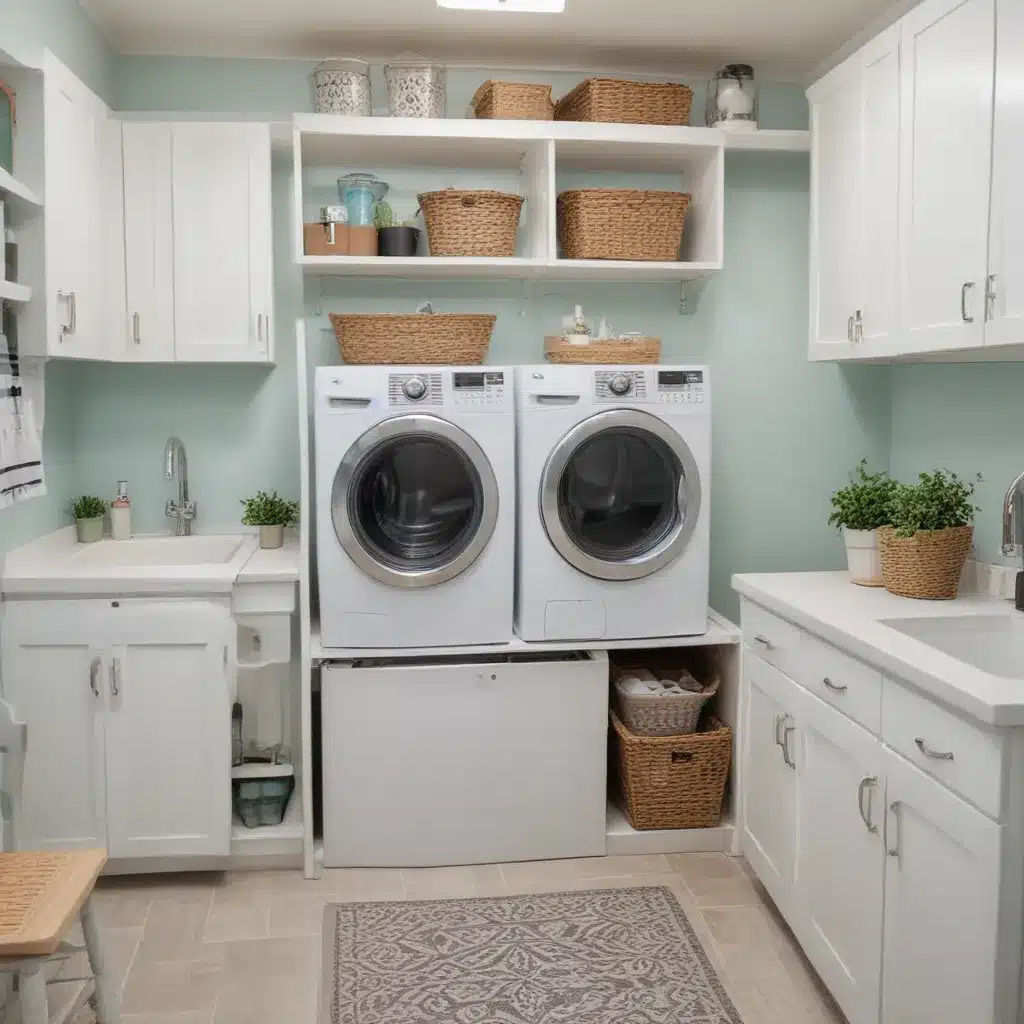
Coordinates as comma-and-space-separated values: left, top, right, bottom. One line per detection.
0, 166, 42, 212
0, 279, 31, 303
724, 130, 810, 152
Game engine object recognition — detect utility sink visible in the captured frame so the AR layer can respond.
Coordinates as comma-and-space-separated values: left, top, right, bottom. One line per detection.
882, 615, 1024, 680
68, 535, 245, 568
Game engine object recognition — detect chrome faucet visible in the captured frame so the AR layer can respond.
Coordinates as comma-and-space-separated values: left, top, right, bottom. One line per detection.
1002, 471, 1024, 557
164, 437, 196, 535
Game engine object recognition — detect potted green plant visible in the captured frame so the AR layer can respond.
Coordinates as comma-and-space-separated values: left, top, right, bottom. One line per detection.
72, 495, 106, 544
241, 490, 299, 549
374, 200, 420, 257
877, 469, 981, 599
828, 459, 895, 586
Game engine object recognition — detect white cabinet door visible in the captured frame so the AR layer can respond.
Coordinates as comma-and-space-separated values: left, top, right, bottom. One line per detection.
809, 54, 863, 354
102, 601, 233, 858
121, 122, 175, 361
741, 654, 799, 911
0, 601, 106, 850
898, 0, 995, 353
985, 0, 1024, 348
794, 690, 885, 1024
881, 748, 1002, 1024
171, 123, 273, 363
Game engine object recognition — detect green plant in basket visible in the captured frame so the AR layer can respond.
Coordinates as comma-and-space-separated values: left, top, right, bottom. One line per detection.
72, 495, 106, 520
372, 200, 395, 230
887, 469, 981, 537
240, 490, 300, 527
828, 459, 895, 531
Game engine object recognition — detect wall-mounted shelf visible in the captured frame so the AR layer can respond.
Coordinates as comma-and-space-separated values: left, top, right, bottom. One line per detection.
724, 130, 811, 152
0, 280, 32, 303
0, 166, 42, 214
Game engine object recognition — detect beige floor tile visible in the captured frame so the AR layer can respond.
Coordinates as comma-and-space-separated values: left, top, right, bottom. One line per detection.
121, 959, 222, 1015
122, 1015, 214, 1024
56, 925, 144, 993
91, 888, 154, 929
267, 893, 333, 938
213, 974, 318, 1024
670, 853, 761, 907
134, 895, 215, 964
402, 864, 505, 900
99, 873, 227, 902
204, 897, 270, 943
217, 935, 319, 978
499, 854, 669, 886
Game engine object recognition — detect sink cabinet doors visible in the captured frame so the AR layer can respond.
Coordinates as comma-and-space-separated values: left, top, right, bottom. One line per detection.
0, 598, 233, 858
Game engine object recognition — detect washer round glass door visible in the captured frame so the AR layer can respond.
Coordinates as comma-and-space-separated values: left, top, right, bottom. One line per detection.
540, 408, 701, 581
332, 414, 499, 588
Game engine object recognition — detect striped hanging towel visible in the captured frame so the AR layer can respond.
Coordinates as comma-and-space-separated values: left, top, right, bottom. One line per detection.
0, 370, 45, 509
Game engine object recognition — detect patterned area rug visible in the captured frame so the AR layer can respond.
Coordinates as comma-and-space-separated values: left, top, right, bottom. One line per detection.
321, 885, 742, 1023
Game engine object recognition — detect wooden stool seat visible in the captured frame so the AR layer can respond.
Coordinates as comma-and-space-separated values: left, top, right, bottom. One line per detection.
0, 849, 107, 957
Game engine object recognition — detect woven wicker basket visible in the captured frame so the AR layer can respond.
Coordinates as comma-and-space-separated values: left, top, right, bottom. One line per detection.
877, 525, 973, 600
611, 711, 731, 831
471, 80, 554, 120
329, 313, 496, 365
557, 190, 691, 261
614, 673, 719, 737
419, 190, 524, 257
555, 78, 693, 125
545, 335, 661, 364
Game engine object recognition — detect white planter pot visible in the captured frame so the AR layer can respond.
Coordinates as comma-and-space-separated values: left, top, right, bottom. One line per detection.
259, 524, 284, 549
844, 527, 883, 587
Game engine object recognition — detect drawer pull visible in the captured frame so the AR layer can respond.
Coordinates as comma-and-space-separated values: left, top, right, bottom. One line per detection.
886, 800, 902, 860
915, 737, 954, 761
753, 634, 772, 649
823, 676, 848, 693
773, 712, 785, 747
781, 717, 796, 770
857, 775, 878, 834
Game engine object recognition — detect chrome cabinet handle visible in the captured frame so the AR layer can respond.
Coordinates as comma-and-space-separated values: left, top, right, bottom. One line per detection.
781, 717, 796, 770
753, 634, 771, 649
773, 712, 785, 747
986, 274, 998, 320
89, 656, 101, 697
58, 291, 76, 337
915, 737, 954, 761
961, 281, 976, 323
110, 656, 121, 697
132, 312, 141, 344
858, 776, 878, 833
886, 800, 902, 859
822, 676, 848, 693
847, 314, 855, 342
854, 309, 864, 342
257, 313, 263, 342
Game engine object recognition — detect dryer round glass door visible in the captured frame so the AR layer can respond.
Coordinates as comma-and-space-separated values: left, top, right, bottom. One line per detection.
540, 408, 702, 581
331, 414, 499, 588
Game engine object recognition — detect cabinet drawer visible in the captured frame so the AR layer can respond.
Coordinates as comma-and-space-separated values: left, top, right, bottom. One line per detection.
882, 678, 1007, 819
742, 601, 882, 733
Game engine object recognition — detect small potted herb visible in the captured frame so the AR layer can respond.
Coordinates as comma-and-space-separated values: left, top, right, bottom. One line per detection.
878, 469, 981, 599
72, 495, 106, 544
241, 490, 299, 549
828, 459, 895, 586
374, 200, 420, 257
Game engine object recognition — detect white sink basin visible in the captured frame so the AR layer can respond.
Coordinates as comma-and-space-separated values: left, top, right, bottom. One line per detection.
69, 535, 245, 568
882, 615, 1024, 679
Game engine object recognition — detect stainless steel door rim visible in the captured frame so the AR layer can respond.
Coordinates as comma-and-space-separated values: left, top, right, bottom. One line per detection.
539, 407, 701, 581
332, 413, 499, 588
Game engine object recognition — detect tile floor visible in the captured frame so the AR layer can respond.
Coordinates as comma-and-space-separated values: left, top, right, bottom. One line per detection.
46, 854, 844, 1024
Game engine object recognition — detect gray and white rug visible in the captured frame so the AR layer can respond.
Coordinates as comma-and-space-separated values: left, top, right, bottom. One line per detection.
322, 885, 742, 1023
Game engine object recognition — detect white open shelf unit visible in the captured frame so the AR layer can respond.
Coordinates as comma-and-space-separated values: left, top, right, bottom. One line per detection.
724, 129, 810, 152
291, 115, 725, 282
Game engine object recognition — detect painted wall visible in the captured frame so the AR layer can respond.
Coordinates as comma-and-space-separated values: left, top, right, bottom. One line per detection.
889, 364, 1024, 568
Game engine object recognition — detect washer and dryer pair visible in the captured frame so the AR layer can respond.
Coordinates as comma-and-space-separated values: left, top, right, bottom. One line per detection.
314, 363, 710, 649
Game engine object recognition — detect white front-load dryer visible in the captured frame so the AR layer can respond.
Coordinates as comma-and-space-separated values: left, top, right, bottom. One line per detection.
315, 365, 514, 649
515, 364, 710, 642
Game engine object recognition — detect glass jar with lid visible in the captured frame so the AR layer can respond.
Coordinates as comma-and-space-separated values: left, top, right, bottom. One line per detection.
706, 64, 758, 130
313, 59, 371, 116
337, 174, 389, 227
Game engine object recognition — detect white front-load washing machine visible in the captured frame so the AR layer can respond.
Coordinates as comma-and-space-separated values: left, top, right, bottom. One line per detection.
315, 365, 514, 649
515, 364, 710, 641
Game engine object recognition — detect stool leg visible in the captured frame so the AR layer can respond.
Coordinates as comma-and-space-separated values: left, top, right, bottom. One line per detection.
81, 895, 122, 1023
17, 962, 48, 1024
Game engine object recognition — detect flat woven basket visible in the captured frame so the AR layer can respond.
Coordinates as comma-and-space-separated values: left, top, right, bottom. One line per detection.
611, 711, 731, 831
555, 78, 693, 125
329, 313, 496, 365
558, 189, 691, 261
614, 674, 720, 736
544, 335, 661, 364
471, 80, 554, 120
419, 190, 524, 257
877, 525, 973, 600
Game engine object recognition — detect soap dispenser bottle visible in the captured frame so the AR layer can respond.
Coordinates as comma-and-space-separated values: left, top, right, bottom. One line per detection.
111, 480, 131, 541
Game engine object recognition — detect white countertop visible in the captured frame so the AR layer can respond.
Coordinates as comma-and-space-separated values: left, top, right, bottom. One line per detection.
733, 571, 1024, 726
236, 534, 301, 583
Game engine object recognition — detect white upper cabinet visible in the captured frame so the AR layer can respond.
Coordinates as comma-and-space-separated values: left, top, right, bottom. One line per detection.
898, 0, 995, 354
171, 122, 274, 363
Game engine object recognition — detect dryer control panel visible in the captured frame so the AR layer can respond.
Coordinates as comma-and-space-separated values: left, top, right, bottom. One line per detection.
656, 369, 706, 405
452, 370, 507, 407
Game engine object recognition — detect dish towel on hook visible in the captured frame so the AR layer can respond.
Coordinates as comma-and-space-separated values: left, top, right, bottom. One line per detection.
0, 370, 46, 509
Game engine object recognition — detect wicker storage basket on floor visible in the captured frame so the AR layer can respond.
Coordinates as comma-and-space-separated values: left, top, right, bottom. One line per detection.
419, 190, 524, 257
558, 189, 691, 261
555, 78, 693, 125
544, 335, 661, 364
472, 81, 554, 120
329, 312, 496, 365
877, 525, 974, 600
611, 711, 731, 830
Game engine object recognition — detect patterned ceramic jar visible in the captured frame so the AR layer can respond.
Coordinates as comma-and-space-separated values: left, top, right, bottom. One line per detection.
314, 59, 372, 116
384, 63, 446, 118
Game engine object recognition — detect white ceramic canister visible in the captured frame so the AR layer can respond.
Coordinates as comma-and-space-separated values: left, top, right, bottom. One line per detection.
384, 62, 446, 118
314, 59, 372, 115
843, 527, 883, 586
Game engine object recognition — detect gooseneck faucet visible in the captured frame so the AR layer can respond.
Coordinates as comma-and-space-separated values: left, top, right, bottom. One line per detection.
1001, 470, 1024, 557
164, 436, 196, 535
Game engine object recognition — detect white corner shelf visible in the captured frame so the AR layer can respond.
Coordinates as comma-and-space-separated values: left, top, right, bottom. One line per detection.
0, 165, 42, 213
605, 801, 736, 856
724, 130, 810, 152
231, 761, 294, 780
0, 279, 32, 303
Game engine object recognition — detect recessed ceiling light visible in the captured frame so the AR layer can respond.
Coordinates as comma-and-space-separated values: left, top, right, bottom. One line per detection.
437, 0, 566, 11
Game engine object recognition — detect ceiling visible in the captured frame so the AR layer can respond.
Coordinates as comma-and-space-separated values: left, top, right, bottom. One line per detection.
80, 0, 901, 77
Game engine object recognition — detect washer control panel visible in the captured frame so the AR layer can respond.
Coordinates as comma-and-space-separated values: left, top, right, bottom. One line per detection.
595, 369, 648, 402
452, 370, 507, 406
657, 369, 706, 405
388, 372, 443, 406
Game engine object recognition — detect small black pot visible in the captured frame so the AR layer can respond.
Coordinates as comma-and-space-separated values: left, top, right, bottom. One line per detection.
378, 226, 420, 257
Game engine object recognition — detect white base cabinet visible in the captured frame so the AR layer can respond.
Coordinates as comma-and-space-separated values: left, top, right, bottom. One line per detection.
1, 599, 234, 858
740, 599, 1022, 1024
